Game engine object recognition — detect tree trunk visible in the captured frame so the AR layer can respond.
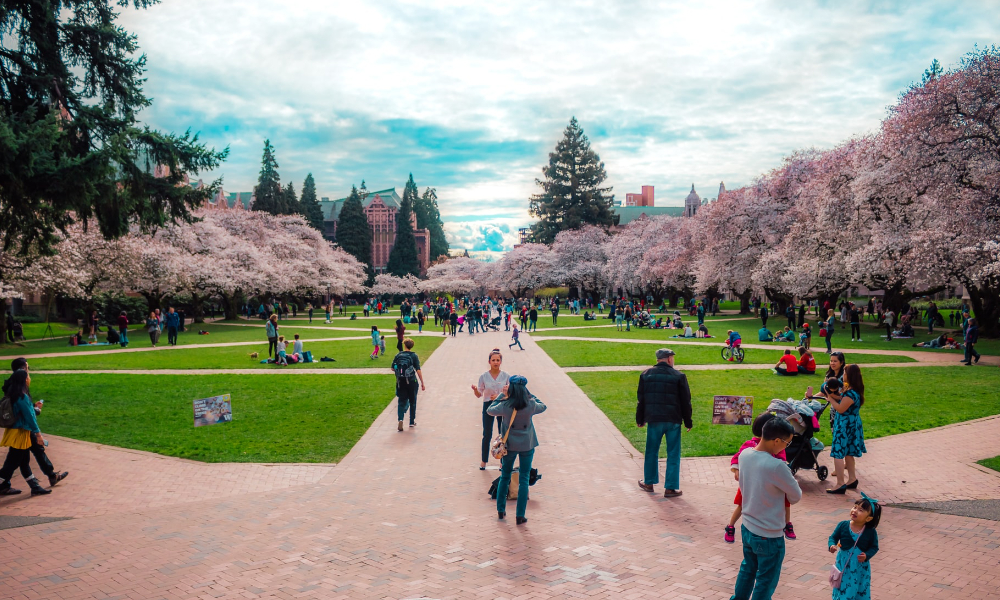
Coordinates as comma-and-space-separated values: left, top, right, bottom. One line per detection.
967, 284, 1000, 337
0, 296, 7, 345
737, 289, 752, 314
189, 293, 205, 323
141, 291, 162, 311
764, 287, 794, 316
221, 293, 239, 320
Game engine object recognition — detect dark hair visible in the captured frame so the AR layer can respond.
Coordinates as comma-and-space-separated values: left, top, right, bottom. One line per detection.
854, 498, 881, 529
825, 351, 846, 378
488, 348, 502, 361
10, 357, 26, 372
396, 319, 403, 329
761, 416, 794, 441
752, 411, 777, 437
844, 364, 865, 406
783, 349, 792, 355
4, 369, 29, 400
824, 376, 843, 392
371, 325, 378, 332
506, 380, 530, 410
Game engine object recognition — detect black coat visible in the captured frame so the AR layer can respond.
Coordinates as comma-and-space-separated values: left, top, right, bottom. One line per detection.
636, 362, 693, 428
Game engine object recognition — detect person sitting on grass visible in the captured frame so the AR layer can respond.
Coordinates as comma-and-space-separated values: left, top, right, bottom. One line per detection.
775, 326, 795, 342
773, 349, 799, 376
913, 333, 948, 348
758, 327, 774, 342
683, 324, 694, 338
583, 311, 596, 321
293, 333, 303, 355
797, 346, 816, 374
698, 323, 710, 338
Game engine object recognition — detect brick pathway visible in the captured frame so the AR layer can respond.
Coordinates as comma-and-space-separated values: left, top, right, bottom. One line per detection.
1, 329, 998, 599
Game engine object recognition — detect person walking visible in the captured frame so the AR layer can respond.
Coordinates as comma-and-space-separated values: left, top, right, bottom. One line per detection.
449, 308, 458, 337
882, 309, 894, 341
0, 370, 53, 496
2, 359, 68, 489
849, 304, 862, 342
508, 324, 524, 351
760, 304, 769, 329
785, 304, 796, 331
391, 338, 425, 430
636, 348, 692, 498
394, 319, 406, 352
471, 349, 510, 469
962, 318, 981, 365
145, 312, 161, 347
528, 305, 538, 332
88, 310, 100, 343
165, 307, 180, 346
825, 308, 836, 354
729, 417, 802, 600
550, 301, 559, 326
487, 375, 546, 524
826, 364, 867, 494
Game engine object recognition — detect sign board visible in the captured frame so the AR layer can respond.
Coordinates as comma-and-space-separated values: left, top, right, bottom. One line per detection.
712, 395, 753, 426
193, 394, 232, 427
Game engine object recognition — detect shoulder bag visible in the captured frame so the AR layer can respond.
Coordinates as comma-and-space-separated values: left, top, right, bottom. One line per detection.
829, 525, 863, 589
490, 408, 517, 459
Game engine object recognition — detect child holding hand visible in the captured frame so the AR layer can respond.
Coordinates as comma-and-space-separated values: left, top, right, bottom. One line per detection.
828, 495, 880, 600
724, 412, 795, 543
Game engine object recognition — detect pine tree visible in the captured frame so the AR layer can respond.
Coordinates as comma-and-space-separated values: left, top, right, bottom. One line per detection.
253, 139, 282, 214
529, 117, 614, 244
336, 186, 373, 278
282, 181, 299, 215
300, 173, 326, 230
386, 190, 421, 277
414, 186, 450, 260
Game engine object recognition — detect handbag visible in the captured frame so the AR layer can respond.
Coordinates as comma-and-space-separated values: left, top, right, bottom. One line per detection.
489, 408, 517, 459
829, 525, 863, 589
819, 328, 827, 337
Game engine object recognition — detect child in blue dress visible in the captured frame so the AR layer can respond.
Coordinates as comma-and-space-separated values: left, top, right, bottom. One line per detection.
828, 494, 881, 600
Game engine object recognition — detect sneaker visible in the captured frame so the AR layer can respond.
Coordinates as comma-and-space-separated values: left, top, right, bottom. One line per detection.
851, 338, 855, 342
48, 472, 68, 487
724, 525, 736, 543
975, 356, 981, 364
784, 522, 796, 540
857, 338, 862, 342
409, 422, 416, 427
397, 420, 403, 432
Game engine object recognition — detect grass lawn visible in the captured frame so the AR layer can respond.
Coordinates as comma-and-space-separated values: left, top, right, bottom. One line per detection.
570, 366, 1000, 458
536, 339, 916, 367
977, 456, 1000, 473
0, 322, 364, 358
33, 373, 395, 462
29, 336, 444, 370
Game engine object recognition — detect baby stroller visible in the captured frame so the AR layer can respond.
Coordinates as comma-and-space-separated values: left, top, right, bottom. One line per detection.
785, 401, 830, 481
487, 315, 501, 331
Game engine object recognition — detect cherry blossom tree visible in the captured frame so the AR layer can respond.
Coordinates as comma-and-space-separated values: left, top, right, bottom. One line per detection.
490, 243, 560, 297
421, 257, 485, 295
370, 273, 420, 297
552, 225, 608, 300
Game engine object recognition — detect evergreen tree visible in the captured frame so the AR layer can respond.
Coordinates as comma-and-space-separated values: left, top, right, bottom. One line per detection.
300, 173, 326, 230
253, 139, 282, 214
413, 187, 449, 260
386, 191, 421, 276
336, 186, 373, 279
528, 117, 614, 244
282, 181, 299, 215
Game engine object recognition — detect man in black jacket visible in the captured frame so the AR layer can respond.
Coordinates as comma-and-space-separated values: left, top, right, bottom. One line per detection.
636, 348, 692, 498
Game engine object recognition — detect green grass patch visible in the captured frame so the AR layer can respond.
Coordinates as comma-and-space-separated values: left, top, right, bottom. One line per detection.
33, 373, 395, 462
570, 366, 1000, 457
977, 456, 1000, 473
29, 336, 443, 371
537, 340, 916, 367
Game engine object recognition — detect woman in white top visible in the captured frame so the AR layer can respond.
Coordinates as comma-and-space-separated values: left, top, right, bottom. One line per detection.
471, 348, 510, 470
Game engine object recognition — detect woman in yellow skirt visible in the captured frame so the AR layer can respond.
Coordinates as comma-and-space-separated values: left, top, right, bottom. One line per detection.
0, 370, 51, 496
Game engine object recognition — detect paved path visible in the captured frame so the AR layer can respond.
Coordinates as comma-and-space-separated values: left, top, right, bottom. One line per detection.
1, 330, 999, 599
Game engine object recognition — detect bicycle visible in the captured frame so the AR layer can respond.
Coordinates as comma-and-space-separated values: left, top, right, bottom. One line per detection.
721, 344, 745, 363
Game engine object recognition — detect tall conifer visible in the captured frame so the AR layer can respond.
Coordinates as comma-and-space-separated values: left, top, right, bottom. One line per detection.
336, 186, 373, 279
387, 191, 421, 276
282, 181, 298, 215
414, 186, 449, 260
300, 173, 326, 230
253, 139, 282, 215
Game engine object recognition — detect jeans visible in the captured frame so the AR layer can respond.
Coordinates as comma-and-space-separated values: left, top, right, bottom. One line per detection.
643, 421, 681, 489
509, 339, 523, 350
787, 317, 795, 330
119, 327, 129, 346
497, 448, 534, 518
965, 343, 980, 363
796, 366, 812, 374
775, 367, 797, 376
927, 317, 934, 333
167, 326, 178, 345
731, 525, 786, 600
149, 330, 160, 345
397, 381, 418, 423
825, 331, 833, 353
529, 319, 536, 332
0, 446, 33, 481
268, 336, 278, 357
30, 439, 55, 477
481, 401, 495, 464
850, 323, 860, 339
552, 315, 558, 326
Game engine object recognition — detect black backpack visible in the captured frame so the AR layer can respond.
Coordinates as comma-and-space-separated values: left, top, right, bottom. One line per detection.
392, 352, 416, 384
0, 394, 17, 429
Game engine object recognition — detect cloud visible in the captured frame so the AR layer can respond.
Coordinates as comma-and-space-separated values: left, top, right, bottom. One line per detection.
118, 0, 998, 244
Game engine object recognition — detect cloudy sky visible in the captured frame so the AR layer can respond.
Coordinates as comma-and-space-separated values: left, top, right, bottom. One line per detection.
121, 0, 998, 255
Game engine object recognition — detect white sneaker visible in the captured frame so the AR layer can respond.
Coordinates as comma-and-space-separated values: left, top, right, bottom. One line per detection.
851, 338, 855, 342
857, 339, 863, 342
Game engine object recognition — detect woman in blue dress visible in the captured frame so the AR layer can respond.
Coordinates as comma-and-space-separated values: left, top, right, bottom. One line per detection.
828, 495, 881, 600
827, 363, 866, 493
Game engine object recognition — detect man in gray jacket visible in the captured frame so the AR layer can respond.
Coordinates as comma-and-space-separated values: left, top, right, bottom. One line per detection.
636, 348, 692, 498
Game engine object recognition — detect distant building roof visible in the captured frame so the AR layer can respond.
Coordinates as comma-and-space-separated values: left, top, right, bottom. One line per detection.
225, 191, 254, 209
613, 205, 684, 225
319, 187, 401, 222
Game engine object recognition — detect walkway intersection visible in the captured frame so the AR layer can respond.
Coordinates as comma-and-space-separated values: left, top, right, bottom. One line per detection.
1, 328, 998, 599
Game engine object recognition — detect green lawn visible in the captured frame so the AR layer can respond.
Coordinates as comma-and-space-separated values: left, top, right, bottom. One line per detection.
978, 456, 1000, 473
29, 336, 443, 370
537, 340, 916, 367
0, 322, 364, 358
32, 373, 395, 462
570, 366, 1000, 458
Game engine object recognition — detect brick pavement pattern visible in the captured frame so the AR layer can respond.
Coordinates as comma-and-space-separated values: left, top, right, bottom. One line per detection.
2, 330, 999, 599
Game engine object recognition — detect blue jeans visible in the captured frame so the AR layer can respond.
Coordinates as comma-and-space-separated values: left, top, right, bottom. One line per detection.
397, 382, 417, 423
497, 448, 534, 517
731, 525, 785, 600
529, 319, 536, 332
643, 422, 681, 490
825, 331, 833, 353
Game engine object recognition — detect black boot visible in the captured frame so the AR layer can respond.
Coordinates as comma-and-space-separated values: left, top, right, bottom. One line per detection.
0, 480, 22, 495
48, 471, 69, 487
28, 478, 51, 496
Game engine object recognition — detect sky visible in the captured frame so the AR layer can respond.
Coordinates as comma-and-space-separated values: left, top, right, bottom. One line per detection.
120, 0, 999, 256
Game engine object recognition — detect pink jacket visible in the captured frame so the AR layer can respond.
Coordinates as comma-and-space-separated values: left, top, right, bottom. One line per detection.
731, 437, 787, 466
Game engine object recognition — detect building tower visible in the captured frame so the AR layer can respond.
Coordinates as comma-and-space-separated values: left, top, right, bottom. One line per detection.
683, 184, 701, 218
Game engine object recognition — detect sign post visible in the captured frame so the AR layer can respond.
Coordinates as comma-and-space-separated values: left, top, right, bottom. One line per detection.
712, 395, 753, 425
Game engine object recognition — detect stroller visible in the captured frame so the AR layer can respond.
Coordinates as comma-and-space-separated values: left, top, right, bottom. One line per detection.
486, 315, 501, 331
785, 401, 830, 481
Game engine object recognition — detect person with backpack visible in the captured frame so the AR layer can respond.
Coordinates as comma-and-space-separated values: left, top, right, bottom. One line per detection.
392, 338, 425, 431
0, 370, 54, 496
266, 314, 279, 357
2, 359, 67, 491
487, 375, 547, 524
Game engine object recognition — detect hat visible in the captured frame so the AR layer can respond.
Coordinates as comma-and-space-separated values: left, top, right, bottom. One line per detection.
655, 348, 675, 359
509, 375, 528, 386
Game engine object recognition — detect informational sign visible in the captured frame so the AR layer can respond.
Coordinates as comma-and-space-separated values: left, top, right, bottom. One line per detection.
193, 394, 232, 427
712, 395, 754, 426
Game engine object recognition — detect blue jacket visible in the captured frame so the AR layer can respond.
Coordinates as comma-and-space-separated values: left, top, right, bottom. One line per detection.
9, 394, 40, 433
165, 312, 180, 328
266, 321, 277, 337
